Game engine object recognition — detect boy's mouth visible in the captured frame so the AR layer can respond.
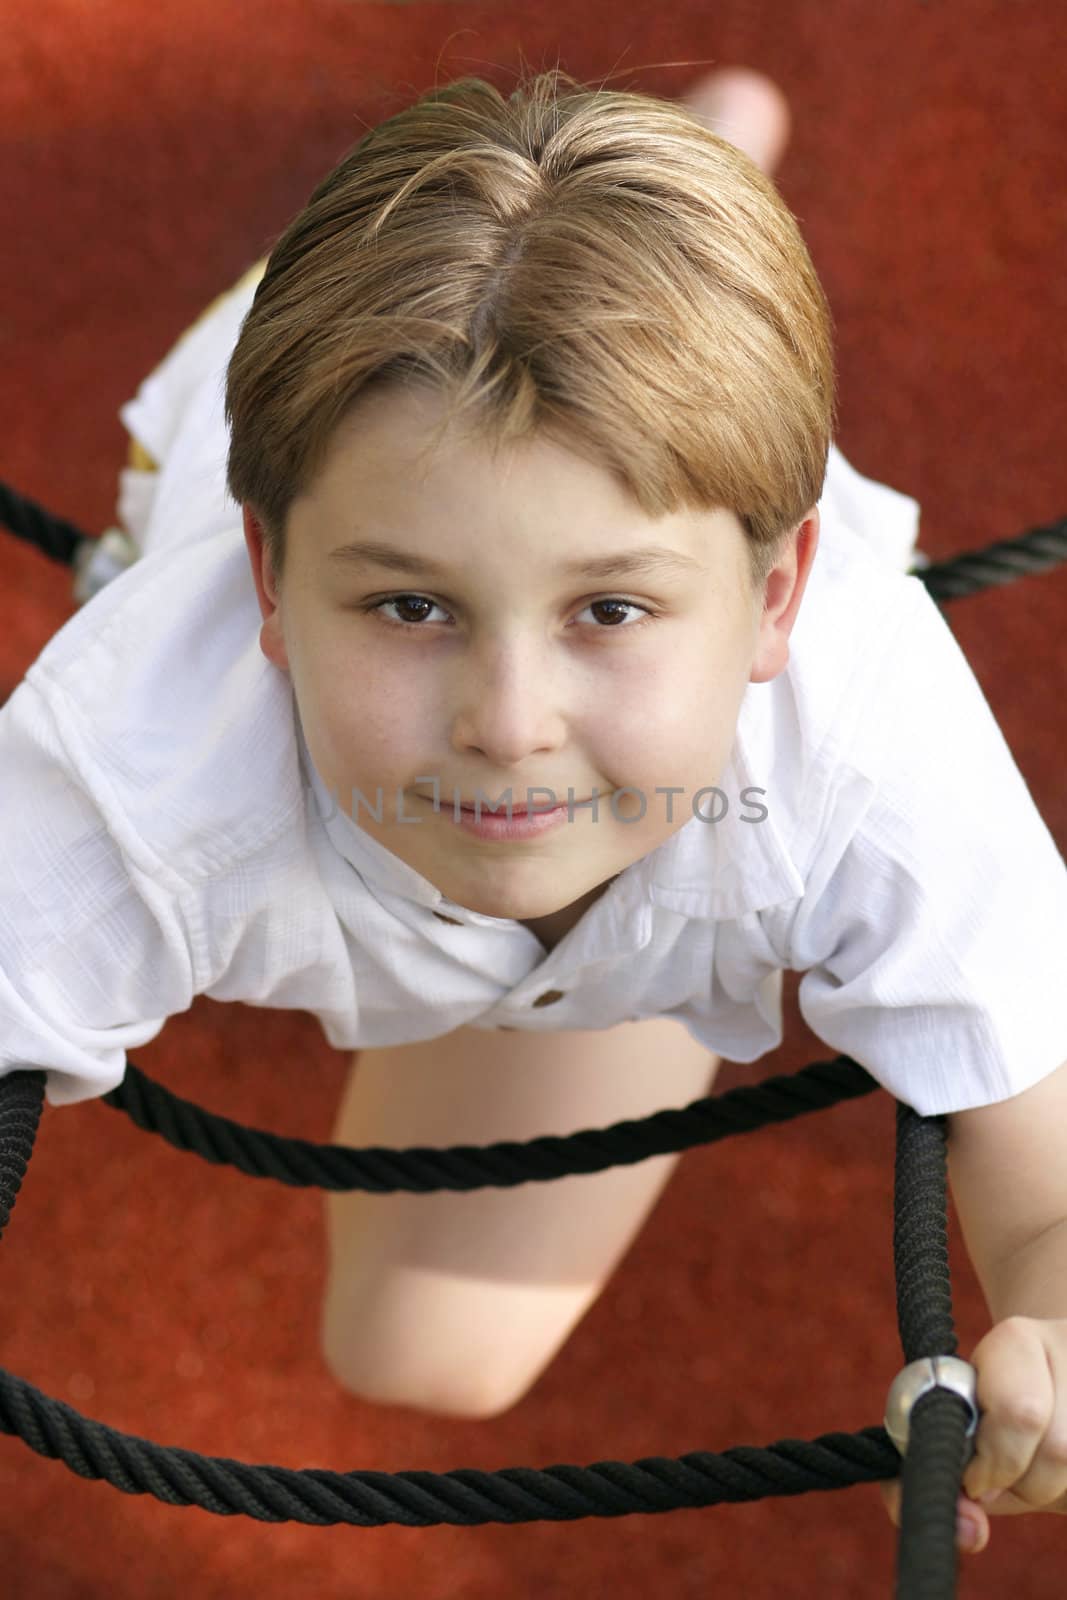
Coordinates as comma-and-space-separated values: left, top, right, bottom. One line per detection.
412, 790, 601, 814
458, 799, 581, 813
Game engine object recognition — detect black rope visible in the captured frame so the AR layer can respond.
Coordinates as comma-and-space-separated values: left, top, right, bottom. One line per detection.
0, 1068, 46, 1244
95, 1053, 881, 1189
915, 519, 1067, 602
895, 1392, 973, 1600
891, 1103, 974, 1598
0, 1063, 903, 1526
0, 1362, 901, 1525
894, 1105, 957, 1367
0, 480, 85, 566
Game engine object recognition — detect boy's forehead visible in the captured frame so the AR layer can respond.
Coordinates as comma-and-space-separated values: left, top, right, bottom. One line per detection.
329, 379, 462, 456
305, 383, 754, 588
323, 380, 665, 501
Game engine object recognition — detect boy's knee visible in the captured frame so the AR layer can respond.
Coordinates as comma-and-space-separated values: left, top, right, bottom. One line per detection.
320, 1320, 533, 1420
319, 1269, 597, 1421
323, 1357, 529, 1421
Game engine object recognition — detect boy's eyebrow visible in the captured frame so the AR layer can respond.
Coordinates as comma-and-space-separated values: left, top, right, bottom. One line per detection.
324, 537, 706, 581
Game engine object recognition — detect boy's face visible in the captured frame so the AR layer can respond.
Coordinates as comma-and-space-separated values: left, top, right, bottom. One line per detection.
243, 383, 818, 939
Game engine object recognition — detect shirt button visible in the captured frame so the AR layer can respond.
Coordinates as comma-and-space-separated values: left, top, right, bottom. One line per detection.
531, 989, 566, 1008
433, 911, 463, 925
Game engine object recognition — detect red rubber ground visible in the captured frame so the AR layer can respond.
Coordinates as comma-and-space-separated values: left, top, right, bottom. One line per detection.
2, 3, 1065, 1594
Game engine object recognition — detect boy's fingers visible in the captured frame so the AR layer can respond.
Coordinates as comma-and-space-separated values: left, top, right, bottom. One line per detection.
878, 1481, 991, 1552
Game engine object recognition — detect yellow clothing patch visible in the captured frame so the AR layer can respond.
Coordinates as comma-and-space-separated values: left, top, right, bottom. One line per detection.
127, 437, 160, 473
123, 255, 269, 477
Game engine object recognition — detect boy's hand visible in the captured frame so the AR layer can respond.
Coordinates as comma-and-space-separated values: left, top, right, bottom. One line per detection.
879, 1316, 1067, 1555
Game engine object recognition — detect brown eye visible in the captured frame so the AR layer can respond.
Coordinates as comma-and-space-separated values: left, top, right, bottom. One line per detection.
369, 594, 445, 627
587, 599, 635, 626
577, 598, 652, 629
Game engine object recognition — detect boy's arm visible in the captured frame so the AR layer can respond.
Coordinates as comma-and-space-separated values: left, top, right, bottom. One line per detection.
947, 1054, 1067, 1321
1, 677, 198, 1107
882, 1055, 1067, 1531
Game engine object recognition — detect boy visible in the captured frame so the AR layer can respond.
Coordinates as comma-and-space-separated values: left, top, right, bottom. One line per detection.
2, 68, 1066, 1558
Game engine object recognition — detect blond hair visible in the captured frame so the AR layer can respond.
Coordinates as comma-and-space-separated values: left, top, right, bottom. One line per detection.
224, 66, 836, 592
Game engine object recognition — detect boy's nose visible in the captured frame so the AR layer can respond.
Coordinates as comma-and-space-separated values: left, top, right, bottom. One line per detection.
450, 662, 568, 767
451, 708, 565, 769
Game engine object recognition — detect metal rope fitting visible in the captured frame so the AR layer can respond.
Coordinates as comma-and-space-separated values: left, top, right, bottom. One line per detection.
884, 1355, 980, 1457
72, 526, 140, 606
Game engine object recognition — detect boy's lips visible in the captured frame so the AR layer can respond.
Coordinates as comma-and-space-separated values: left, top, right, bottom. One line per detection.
457, 799, 586, 812
415, 793, 593, 813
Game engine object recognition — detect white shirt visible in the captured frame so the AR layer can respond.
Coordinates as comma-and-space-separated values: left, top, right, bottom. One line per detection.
3, 271, 1066, 1119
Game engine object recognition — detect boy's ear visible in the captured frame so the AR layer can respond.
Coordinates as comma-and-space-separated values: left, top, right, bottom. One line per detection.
748, 507, 819, 685
242, 505, 290, 673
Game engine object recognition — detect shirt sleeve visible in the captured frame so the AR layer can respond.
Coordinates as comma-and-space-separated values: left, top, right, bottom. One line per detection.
0, 676, 199, 1107
783, 579, 1067, 1117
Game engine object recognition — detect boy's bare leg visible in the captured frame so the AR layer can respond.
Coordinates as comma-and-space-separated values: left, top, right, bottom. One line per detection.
321, 1018, 720, 1419
680, 67, 792, 177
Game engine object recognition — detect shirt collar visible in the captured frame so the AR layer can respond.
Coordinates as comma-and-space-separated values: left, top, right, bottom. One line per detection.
297, 687, 804, 927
